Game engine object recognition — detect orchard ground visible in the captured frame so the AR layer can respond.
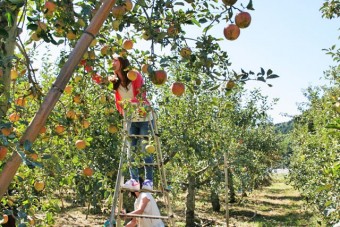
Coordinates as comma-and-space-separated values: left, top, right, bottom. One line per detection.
50, 172, 320, 227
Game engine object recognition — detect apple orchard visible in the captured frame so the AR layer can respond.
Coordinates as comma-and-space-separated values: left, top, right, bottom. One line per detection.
4, 0, 339, 226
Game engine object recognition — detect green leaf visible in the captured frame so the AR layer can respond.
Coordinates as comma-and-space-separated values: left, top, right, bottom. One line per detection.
27, 24, 38, 30
8, 0, 25, 7
210, 84, 220, 91
257, 77, 265, 82
260, 67, 265, 75
174, 2, 184, 6
203, 25, 213, 33
191, 18, 201, 27
5, 12, 13, 27
24, 140, 32, 152
27, 16, 40, 22
246, 0, 255, 10
267, 69, 273, 76
198, 18, 208, 24
267, 74, 279, 79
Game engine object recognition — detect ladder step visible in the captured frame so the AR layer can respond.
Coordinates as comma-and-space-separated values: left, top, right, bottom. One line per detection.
119, 214, 172, 220
127, 134, 152, 138
130, 162, 163, 167
120, 188, 170, 193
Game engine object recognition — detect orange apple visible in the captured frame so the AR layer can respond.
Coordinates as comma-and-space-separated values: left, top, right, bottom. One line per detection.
28, 153, 38, 161
39, 125, 47, 134
15, 97, 26, 107
75, 140, 86, 150
226, 80, 236, 89
100, 45, 109, 55
235, 12, 251, 28
0, 146, 8, 161
55, 125, 65, 134
81, 120, 90, 129
124, 0, 133, 11
31, 32, 41, 41
151, 70, 167, 85
1, 127, 12, 136
44, 1, 56, 12
10, 69, 18, 80
122, 39, 133, 50
167, 25, 178, 36
1, 214, 8, 224
66, 31, 77, 40
171, 82, 185, 96
223, 24, 240, 41
83, 167, 94, 177
66, 110, 76, 119
64, 85, 72, 94
112, 6, 126, 18
73, 95, 82, 104
9, 112, 20, 122
127, 70, 138, 81
108, 124, 118, 134
180, 47, 192, 58
34, 181, 45, 192
141, 64, 150, 74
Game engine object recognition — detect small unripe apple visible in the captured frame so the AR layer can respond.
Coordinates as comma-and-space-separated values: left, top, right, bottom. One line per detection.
34, 181, 45, 192
145, 144, 156, 153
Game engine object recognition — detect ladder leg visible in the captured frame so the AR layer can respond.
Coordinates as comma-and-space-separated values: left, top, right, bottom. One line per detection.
149, 111, 175, 226
109, 138, 128, 227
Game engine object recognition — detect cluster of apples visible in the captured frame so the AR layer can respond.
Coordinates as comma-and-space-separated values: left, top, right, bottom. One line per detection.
222, 0, 252, 41
119, 39, 186, 97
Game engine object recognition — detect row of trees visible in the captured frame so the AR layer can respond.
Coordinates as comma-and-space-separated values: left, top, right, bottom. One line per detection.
285, 1, 340, 225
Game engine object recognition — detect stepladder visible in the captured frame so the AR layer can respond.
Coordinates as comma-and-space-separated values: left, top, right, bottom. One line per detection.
107, 109, 175, 227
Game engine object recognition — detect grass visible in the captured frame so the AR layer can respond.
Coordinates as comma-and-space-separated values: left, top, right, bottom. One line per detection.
52, 173, 321, 226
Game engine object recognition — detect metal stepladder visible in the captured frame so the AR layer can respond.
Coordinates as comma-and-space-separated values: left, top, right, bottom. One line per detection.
108, 109, 175, 227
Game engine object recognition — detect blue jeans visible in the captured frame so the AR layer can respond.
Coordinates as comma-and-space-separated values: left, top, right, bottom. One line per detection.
128, 120, 154, 181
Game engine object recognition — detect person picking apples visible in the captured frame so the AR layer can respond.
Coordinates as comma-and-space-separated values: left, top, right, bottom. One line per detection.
109, 56, 154, 191
122, 177, 164, 227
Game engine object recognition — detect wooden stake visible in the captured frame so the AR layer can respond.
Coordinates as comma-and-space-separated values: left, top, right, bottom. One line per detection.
0, 0, 116, 199
224, 152, 229, 227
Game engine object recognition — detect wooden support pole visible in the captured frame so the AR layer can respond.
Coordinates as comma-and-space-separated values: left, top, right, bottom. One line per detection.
224, 152, 229, 227
0, 0, 116, 199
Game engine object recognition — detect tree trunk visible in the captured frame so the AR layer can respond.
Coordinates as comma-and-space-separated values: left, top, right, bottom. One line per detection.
0, 4, 19, 119
228, 167, 236, 203
185, 172, 196, 227
210, 189, 220, 212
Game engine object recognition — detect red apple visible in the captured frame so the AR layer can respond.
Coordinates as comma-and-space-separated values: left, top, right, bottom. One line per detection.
171, 82, 185, 96
223, 24, 240, 41
152, 70, 167, 85
235, 12, 251, 29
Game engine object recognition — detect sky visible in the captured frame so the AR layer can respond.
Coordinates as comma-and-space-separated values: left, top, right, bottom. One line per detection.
214, 0, 339, 123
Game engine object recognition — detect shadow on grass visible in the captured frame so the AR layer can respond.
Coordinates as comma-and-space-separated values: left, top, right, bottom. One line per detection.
230, 209, 314, 226
251, 211, 314, 226
265, 195, 305, 201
